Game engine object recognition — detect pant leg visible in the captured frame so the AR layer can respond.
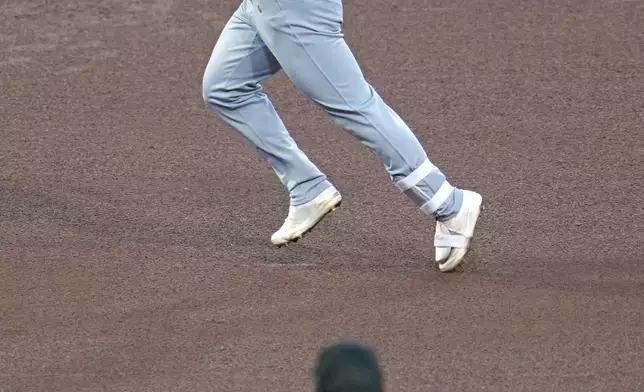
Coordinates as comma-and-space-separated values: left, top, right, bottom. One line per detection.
202, 2, 332, 205
248, 0, 463, 218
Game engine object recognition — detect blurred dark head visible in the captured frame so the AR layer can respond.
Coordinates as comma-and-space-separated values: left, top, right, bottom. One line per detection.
313, 341, 383, 392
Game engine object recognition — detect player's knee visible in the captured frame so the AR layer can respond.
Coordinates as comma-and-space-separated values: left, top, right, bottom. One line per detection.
202, 68, 230, 110
202, 82, 222, 110
203, 67, 262, 112
313, 341, 384, 392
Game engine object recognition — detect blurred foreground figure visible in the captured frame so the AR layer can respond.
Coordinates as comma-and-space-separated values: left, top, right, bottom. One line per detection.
313, 341, 384, 392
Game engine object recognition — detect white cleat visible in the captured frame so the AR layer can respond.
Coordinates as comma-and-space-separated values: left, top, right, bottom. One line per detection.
434, 190, 484, 272
271, 186, 342, 246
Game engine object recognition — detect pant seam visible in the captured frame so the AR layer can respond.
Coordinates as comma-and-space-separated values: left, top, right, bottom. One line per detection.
205, 13, 327, 204
272, 0, 417, 173
208, 21, 274, 155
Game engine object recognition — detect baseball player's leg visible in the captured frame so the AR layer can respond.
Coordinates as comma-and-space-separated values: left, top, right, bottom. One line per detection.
251, 0, 483, 270
202, 2, 332, 207
202, 2, 341, 246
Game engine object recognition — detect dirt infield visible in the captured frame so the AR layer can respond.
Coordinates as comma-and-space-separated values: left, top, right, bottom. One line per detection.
2, 0, 643, 391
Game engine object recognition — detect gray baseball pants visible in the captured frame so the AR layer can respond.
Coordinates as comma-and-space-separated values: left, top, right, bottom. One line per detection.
202, 0, 463, 218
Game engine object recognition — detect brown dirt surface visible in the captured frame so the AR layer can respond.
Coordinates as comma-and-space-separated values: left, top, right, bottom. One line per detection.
2, 0, 643, 391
